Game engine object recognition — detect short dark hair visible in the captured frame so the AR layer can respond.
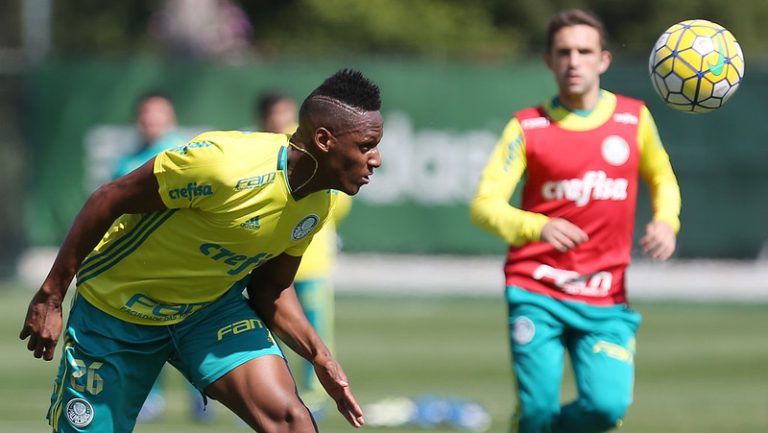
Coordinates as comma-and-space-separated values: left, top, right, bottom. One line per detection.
546, 9, 608, 52
307, 69, 381, 112
256, 90, 294, 121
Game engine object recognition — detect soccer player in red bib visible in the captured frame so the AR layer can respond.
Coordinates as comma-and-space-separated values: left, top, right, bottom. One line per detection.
471, 10, 681, 433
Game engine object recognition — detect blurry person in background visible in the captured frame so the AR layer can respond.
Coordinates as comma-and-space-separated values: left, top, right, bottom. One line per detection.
114, 92, 212, 423
257, 91, 353, 418
257, 91, 299, 135
113, 92, 187, 179
470, 9, 681, 433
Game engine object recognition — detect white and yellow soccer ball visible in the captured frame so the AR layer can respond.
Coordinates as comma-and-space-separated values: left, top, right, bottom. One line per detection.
649, 19, 744, 113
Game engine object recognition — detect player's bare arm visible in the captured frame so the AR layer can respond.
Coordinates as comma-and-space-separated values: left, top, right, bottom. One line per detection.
19, 158, 166, 360
540, 218, 589, 252
247, 254, 365, 428
639, 220, 676, 261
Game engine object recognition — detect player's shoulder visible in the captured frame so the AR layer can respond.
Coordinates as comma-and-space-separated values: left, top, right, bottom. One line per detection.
513, 104, 549, 132
179, 131, 287, 159
611, 91, 647, 111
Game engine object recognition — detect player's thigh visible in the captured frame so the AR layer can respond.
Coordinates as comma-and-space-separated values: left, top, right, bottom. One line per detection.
171, 288, 311, 429
567, 309, 641, 410
49, 296, 171, 433
506, 290, 567, 407
206, 354, 314, 431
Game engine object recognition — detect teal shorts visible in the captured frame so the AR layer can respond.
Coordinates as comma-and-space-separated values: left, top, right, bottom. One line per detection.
47, 281, 284, 433
506, 287, 642, 432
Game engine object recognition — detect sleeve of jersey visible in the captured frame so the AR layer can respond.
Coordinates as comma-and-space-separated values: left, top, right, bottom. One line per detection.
153, 135, 232, 211
470, 118, 550, 246
330, 191, 352, 225
637, 106, 682, 233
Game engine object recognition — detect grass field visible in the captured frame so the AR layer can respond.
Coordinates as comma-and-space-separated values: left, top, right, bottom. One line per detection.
2, 284, 767, 433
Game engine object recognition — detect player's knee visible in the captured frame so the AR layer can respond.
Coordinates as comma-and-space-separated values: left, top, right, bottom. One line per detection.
258, 399, 313, 433
516, 401, 559, 430
584, 395, 631, 430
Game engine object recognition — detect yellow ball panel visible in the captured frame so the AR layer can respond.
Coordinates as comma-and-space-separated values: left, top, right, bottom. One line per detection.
676, 29, 698, 51
677, 49, 704, 74
681, 76, 701, 101
653, 56, 676, 75
697, 77, 714, 100
663, 28, 687, 51
726, 65, 742, 85
730, 56, 745, 75
655, 45, 673, 60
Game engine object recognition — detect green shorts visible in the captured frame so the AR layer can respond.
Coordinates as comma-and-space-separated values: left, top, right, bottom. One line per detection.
47, 281, 283, 433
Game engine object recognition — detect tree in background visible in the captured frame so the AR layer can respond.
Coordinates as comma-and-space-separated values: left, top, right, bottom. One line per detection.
47, 0, 768, 61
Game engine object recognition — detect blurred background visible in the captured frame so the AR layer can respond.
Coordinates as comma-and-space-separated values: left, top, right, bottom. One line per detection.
1, 1, 766, 432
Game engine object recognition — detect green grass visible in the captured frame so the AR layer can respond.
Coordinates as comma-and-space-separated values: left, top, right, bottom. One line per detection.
2, 285, 767, 433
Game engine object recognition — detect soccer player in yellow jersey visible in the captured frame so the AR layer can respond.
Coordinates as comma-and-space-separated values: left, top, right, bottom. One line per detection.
471, 10, 680, 433
257, 91, 353, 417
20, 69, 383, 433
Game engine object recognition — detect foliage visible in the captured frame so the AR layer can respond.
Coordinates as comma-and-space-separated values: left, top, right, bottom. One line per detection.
48, 0, 768, 60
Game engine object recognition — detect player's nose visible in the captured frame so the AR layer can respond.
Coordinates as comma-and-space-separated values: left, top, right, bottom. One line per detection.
368, 149, 382, 169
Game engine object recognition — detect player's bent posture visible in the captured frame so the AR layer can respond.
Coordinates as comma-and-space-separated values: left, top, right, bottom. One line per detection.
470, 10, 681, 433
20, 69, 383, 433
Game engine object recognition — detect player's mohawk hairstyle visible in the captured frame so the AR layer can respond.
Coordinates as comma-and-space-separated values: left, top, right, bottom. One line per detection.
310, 69, 381, 111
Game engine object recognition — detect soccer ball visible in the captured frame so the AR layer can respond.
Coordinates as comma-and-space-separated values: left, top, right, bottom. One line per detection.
648, 19, 744, 113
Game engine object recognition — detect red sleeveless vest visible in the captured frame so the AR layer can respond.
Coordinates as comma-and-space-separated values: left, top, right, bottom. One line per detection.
505, 95, 644, 305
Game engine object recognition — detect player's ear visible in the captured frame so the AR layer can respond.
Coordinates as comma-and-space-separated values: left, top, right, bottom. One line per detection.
599, 49, 612, 74
313, 127, 334, 154
544, 52, 554, 70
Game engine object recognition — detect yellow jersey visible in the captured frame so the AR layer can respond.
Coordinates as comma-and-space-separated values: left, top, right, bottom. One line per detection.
76, 131, 336, 325
294, 192, 352, 280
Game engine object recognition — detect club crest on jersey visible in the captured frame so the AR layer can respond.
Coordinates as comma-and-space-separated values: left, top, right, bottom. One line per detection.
601, 135, 630, 166
292, 215, 319, 241
512, 316, 535, 345
66, 398, 94, 428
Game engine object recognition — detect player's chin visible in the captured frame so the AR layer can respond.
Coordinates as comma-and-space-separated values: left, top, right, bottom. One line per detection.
340, 182, 362, 196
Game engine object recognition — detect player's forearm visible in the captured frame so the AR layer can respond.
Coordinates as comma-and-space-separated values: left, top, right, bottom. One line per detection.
470, 196, 549, 246
249, 283, 330, 363
41, 184, 129, 300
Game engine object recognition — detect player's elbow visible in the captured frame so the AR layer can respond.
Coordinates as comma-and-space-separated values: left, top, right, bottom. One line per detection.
85, 182, 130, 220
469, 196, 491, 228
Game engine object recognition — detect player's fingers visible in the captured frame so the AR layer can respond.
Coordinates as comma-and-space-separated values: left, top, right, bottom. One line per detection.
43, 341, 57, 361
33, 338, 46, 359
566, 225, 589, 243
547, 235, 568, 252
645, 241, 662, 258
640, 232, 661, 253
654, 241, 674, 261
558, 235, 577, 251
19, 325, 30, 340
26, 334, 39, 352
339, 389, 364, 427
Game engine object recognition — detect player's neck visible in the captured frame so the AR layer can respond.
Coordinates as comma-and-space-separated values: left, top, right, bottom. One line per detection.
559, 87, 601, 111
286, 143, 321, 198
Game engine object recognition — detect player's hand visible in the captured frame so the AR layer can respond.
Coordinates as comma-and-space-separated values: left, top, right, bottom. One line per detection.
639, 220, 676, 261
19, 289, 64, 361
314, 355, 364, 428
540, 218, 589, 252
